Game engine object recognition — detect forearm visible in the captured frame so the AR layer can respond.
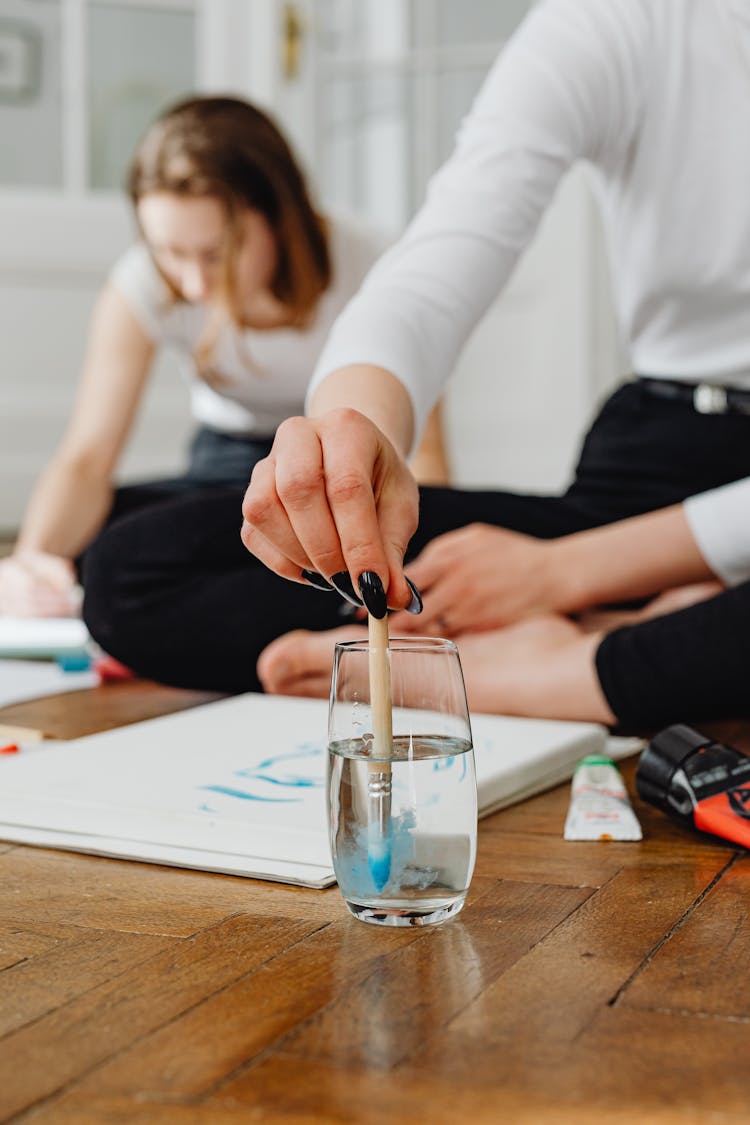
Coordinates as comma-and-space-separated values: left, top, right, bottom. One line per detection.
16, 459, 113, 560
409, 401, 450, 485
550, 503, 715, 612
308, 365, 415, 458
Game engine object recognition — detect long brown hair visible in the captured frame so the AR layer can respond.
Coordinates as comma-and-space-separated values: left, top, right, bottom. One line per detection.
128, 96, 331, 356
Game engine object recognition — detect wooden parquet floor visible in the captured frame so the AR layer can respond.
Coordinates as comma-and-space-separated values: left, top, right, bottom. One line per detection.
1, 683, 749, 1124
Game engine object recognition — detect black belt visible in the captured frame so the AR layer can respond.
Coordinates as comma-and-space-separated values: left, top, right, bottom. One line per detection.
638, 377, 750, 416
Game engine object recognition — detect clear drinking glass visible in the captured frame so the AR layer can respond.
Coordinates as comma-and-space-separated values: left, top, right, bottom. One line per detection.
327, 637, 477, 927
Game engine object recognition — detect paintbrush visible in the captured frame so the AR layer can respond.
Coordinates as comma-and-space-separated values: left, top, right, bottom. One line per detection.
360, 572, 393, 892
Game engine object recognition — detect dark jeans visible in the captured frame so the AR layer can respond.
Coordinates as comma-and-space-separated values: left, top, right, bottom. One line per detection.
82, 388, 750, 729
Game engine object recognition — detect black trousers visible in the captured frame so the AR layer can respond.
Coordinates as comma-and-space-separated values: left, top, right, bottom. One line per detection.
82, 386, 750, 729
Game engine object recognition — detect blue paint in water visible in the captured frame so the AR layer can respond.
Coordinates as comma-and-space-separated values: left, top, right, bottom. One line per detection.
367, 836, 392, 891
340, 809, 433, 900
432, 754, 467, 782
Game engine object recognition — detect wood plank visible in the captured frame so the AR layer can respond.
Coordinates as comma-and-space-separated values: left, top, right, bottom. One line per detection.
0, 929, 174, 1037
20, 1093, 320, 1125
275, 880, 591, 1069
406, 860, 731, 1080
618, 854, 750, 1018
215, 1054, 732, 1125
0, 913, 315, 1121
473, 829, 731, 888
0, 680, 223, 741
67, 918, 424, 1101
0, 848, 342, 935
0, 924, 61, 972
548, 1005, 750, 1115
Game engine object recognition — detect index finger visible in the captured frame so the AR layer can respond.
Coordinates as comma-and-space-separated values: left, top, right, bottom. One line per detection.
273, 416, 348, 580
318, 412, 392, 596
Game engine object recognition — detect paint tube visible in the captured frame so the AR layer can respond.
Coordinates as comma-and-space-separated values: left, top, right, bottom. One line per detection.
636, 724, 750, 846
564, 754, 642, 841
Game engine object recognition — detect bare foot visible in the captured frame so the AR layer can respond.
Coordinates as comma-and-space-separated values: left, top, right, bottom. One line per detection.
257, 625, 368, 697
453, 615, 615, 723
258, 615, 615, 724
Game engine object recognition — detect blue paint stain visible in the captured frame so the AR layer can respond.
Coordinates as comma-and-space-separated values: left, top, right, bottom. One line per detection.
246, 773, 319, 788
197, 743, 326, 809
236, 744, 323, 779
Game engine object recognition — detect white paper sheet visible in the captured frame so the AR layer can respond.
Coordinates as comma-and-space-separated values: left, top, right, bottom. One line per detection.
0, 659, 98, 708
0, 693, 640, 887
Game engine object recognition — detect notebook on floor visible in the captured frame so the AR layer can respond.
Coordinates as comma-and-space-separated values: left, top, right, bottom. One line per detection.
0, 658, 98, 708
0, 616, 90, 659
0, 693, 640, 888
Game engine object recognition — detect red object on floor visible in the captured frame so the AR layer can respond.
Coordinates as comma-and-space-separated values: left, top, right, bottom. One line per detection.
94, 655, 137, 683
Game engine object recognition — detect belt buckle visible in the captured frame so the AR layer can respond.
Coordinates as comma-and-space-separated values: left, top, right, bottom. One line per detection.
693, 383, 728, 414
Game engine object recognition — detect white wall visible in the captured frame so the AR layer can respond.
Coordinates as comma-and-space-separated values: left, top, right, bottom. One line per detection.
0, 195, 192, 532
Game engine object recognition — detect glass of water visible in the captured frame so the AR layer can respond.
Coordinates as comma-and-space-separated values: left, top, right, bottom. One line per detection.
327, 637, 477, 927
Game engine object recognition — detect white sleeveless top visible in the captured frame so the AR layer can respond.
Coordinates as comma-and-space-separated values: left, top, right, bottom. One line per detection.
110, 212, 388, 437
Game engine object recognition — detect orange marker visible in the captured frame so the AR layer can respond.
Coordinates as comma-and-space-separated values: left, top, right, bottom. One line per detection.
0, 744, 20, 755
638, 725, 750, 847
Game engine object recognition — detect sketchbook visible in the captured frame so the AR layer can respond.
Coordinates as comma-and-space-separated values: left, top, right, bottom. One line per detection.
0, 693, 640, 888
0, 616, 90, 659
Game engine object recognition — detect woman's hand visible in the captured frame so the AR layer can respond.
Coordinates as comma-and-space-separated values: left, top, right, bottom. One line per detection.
389, 523, 561, 635
241, 408, 420, 610
0, 551, 79, 617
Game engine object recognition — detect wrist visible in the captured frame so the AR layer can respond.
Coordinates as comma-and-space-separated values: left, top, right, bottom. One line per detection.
540, 536, 590, 613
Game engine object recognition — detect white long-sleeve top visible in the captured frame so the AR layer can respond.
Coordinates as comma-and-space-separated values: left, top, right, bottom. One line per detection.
309, 0, 750, 584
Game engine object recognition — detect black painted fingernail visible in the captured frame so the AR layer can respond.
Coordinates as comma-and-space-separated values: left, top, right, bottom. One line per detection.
405, 576, 423, 615
358, 571, 387, 619
330, 571, 365, 608
301, 569, 334, 592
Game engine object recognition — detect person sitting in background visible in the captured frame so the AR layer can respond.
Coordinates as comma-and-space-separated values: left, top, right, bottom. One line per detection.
0, 94, 406, 617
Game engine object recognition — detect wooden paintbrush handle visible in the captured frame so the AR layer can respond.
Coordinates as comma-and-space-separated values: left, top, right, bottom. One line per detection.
368, 612, 392, 770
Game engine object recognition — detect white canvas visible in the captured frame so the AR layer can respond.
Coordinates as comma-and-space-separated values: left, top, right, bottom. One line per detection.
0, 692, 640, 887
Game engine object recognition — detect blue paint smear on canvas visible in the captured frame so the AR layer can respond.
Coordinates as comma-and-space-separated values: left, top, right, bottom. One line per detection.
198, 742, 325, 807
